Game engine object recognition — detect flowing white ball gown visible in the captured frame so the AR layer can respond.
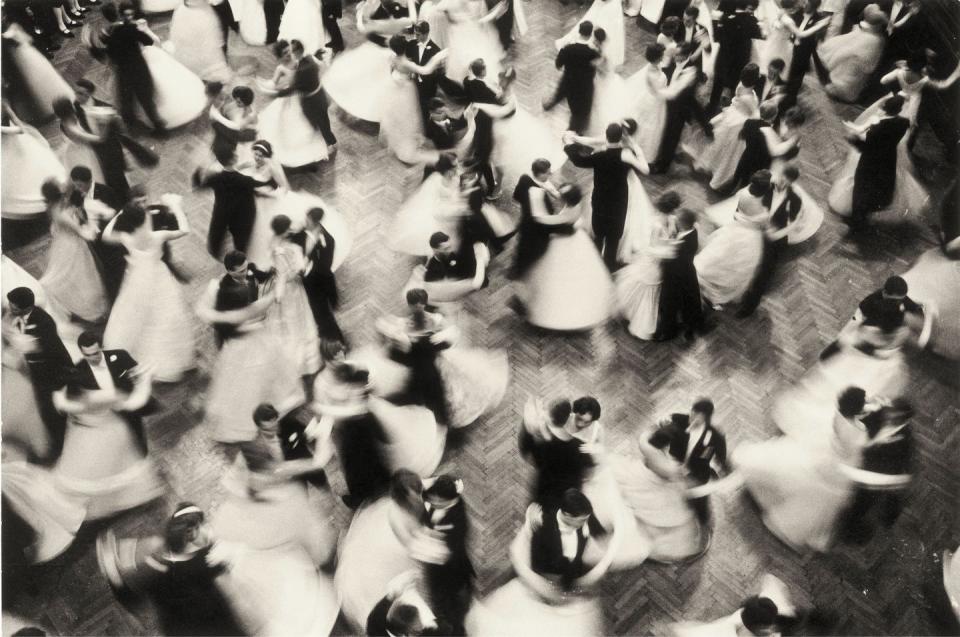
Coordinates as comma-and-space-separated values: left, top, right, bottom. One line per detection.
258, 63, 330, 168
388, 170, 466, 256
689, 83, 759, 192
1, 24, 75, 123
136, 29, 209, 128
239, 0, 268, 45
817, 20, 886, 103
40, 202, 109, 323
694, 189, 767, 306
1, 117, 66, 219
439, 0, 505, 84
141, 0, 181, 13
902, 248, 960, 360
262, 239, 322, 377
615, 209, 678, 340
705, 181, 824, 245
625, 63, 668, 161
103, 219, 196, 383
278, 0, 327, 54
555, 0, 624, 69
169, 0, 232, 83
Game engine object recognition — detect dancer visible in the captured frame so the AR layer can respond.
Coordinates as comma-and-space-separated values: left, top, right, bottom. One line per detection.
556, 0, 624, 70
278, 0, 326, 55
781, 0, 831, 109
389, 153, 467, 256
322, 0, 344, 53
625, 44, 669, 161
1, 22, 75, 124
238, 0, 285, 45
101, 200, 195, 382
1, 101, 66, 218
545, 21, 600, 134
196, 251, 305, 443
195, 147, 265, 257
516, 184, 613, 330
440, 0, 506, 86
817, 3, 887, 103
169, 0, 232, 84
708, 0, 762, 113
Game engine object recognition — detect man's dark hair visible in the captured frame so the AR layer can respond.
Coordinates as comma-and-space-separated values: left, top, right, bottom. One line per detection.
605, 122, 623, 143
70, 165, 94, 183
837, 386, 867, 418
223, 250, 247, 271
77, 330, 102, 349
578, 20, 594, 37
741, 596, 779, 634
424, 474, 459, 501
548, 399, 572, 426
560, 488, 593, 517
406, 288, 429, 306
691, 398, 714, 420
768, 57, 786, 73
531, 158, 551, 176
429, 231, 450, 249
656, 191, 682, 214
307, 207, 326, 224
270, 214, 292, 236
6, 287, 35, 309
883, 275, 909, 298
289, 39, 305, 55
253, 403, 278, 425
572, 396, 601, 421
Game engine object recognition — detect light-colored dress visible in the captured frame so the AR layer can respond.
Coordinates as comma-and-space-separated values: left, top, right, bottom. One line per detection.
239, 0, 268, 45
258, 65, 330, 168
1, 123, 66, 218
370, 396, 446, 477
902, 249, 960, 360
140, 43, 208, 128
169, 1, 232, 83
2, 24, 75, 123
556, 0, 624, 69
265, 240, 321, 377
103, 241, 195, 383
53, 401, 166, 520
760, 10, 796, 72
323, 42, 394, 122
278, 0, 327, 54
615, 213, 677, 340
706, 183, 824, 244
625, 64, 669, 161
380, 63, 436, 164
694, 192, 767, 305
587, 55, 632, 137
690, 84, 759, 191
388, 171, 466, 256
491, 98, 568, 190
141, 0, 181, 12
40, 205, 109, 323
440, 0, 504, 84
818, 23, 886, 102
466, 579, 603, 635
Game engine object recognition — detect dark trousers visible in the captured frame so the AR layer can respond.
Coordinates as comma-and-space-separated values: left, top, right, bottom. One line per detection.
302, 91, 338, 146
425, 559, 473, 636
303, 274, 344, 342
658, 261, 704, 336
207, 208, 254, 256
212, 0, 236, 54
782, 44, 818, 109
322, 11, 344, 52
116, 67, 164, 130
592, 208, 626, 270
26, 364, 67, 462
264, 0, 285, 43
739, 236, 784, 314
840, 488, 904, 543
545, 79, 594, 134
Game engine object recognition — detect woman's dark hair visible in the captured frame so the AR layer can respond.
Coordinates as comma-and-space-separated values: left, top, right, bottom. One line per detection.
740, 62, 761, 88
115, 203, 147, 233
741, 596, 779, 633
223, 250, 247, 270
656, 191, 682, 214
52, 97, 76, 121
388, 34, 407, 55
622, 118, 638, 135
70, 165, 94, 183
390, 469, 424, 513
253, 402, 278, 425
435, 152, 457, 175
560, 184, 583, 206
748, 169, 772, 197
594, 27, 607, 43
559, 488, 593, 517
41, 179, 63, 204
273, 39, 290, 58
837, 386, 867, 418
406, 288, 429, 307
572, 396, 601, 420
548, 399, 572, 426
270, 214, 292, 236
165, 503, 204, 553
661, 15, 681, 37
101, 1, 119, 21
644, 43, 665, 65
231, 85, 254, 106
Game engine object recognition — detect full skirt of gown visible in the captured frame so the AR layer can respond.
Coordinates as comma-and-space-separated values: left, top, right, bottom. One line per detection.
817, 28, 885, 103
492, 105, 567, 189
239, 0, 268, 45
335, 498, 418, 630
139, 45, 208, 129
4, 29, 75, 123
380, 75, 436, 164
2, 459, 86, 563
53, 409, 166, 520
689, 105, 751, 191
322, 42, 393, 122
103, 248, 196, 382
169, 2, 232, 83
589, 71, 632, 139
902, 249, 960, 360
419, 0, 449, 47
265, 276, 321, 376
369, 396, 446, 477
693, 224, 764, 305
141, 0, 180, 13
444, 21, 503, 85
40, 222, 109, 323
257, 94, 329, 168
758, 17, 794, 73
625, 66, 667, 161
278, 0, 327, 55
556, 0, 625, 69
521, 229, 615, 331
609, 453, 704, 562
1, 126, 66, 218
733, 436, 855, 552
204, 325, 306, 443
388, 174, 464, 256
705, 185, 824, 244
615, 253, 665, 340
2, 363, 50, 460
246, 190, 352, 271
465, 580, 603, 636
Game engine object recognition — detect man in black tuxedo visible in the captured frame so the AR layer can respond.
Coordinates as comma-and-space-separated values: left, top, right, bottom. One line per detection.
100, 2, 165, 132
658, 202, 705, 341
737, 164, 801, 318
72, 78, 136, 199
321, 0, 344, 53
708, 0, 762, 113
194, 147, 266, 257
208, 0, 237, 54
405, 21, 447, 119
424, 99, 470, 151
544, 21, 600, 134
5, 287, 73, 460
510, 158, 561, 278
678, 5, 711, 72
648, 398, 729, 522
564, 123, 649, 270
848, 95, 911, 231
781, 0, 830, 110
276, 40, 338, 150
211, 251, 274, 346
649, 43, 713, 174
366, 0, 411, 46
423, 231, 484, 286
756, 58, 787, 106
839, 399, 914, 544
518, 398, 597, 508
67, 165, 126, 301
300, 207, 344, 342
463, 59, 512, 199
420, 475, 474, 635
73, 330, 150, 453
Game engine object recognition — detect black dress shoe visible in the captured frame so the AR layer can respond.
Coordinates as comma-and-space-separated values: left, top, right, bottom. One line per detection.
66, 10, 84, 20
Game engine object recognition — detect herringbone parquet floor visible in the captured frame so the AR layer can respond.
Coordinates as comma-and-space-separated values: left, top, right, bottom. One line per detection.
2, 2, 959, 635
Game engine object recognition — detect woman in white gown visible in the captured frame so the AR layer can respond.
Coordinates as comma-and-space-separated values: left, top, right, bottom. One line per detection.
242, 140, 352, 269
689, 72, 760, 191
583, 29, 632, 137
262, 216, 322, 377
817, 4, 887, 103
196, 261, 305, 444
52, 373, 166, 521
556, 0, 624, 69
758, 0, 797, 72
278, 0, 326, 54
367, 289, 509, 428
616, 192, 681, 340
1, 101, 65, 218
210, 441, 341, 636
133, 18, 209, 129
321, 0, 416, 122
694, 176, 769, 308
257, 50, 329, 168
389, 153, 467, 256
518, 184, 615, 331
169, 0, 232, 83
1, 23, 75, 123
335, 471, 426, 630
439, 0, 506, 84
101, 198, 195, 383
39, 180, 110, 323
625, 44, 669, 160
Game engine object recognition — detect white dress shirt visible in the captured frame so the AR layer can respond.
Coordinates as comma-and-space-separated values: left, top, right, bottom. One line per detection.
89, 358, 115, 391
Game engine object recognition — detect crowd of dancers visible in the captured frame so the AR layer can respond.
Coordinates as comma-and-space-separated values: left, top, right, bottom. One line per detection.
2, 0, 959, 633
